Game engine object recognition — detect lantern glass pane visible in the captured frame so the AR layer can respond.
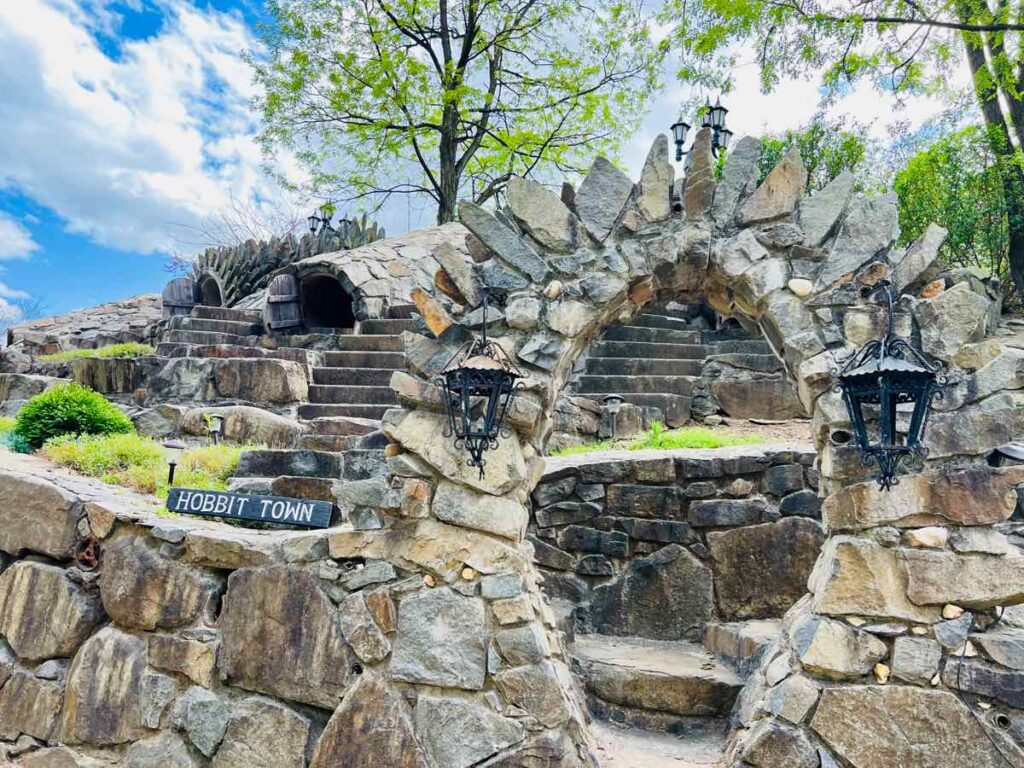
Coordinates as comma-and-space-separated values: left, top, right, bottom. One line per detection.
710, 103, 727, 129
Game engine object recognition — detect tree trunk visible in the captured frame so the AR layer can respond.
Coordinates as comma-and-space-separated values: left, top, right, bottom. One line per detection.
436, 105, 460, 224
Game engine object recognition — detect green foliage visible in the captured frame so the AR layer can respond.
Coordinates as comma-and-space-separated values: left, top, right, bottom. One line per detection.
552, 423, 763, 456
759, 115, 871, 192
42, 433, 251, 499
253, 0, 664, 223
0, 416, 27, 453
13, 383, 135, 450
894, 126, 1009, 282
38, 343, 155, 364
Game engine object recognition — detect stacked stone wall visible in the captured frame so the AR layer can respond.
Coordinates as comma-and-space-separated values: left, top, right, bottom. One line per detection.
530, 445, 824, 638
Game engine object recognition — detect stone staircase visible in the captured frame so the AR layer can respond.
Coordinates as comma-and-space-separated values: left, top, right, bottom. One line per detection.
571, 622, 780, 766
575, 304, 774, 427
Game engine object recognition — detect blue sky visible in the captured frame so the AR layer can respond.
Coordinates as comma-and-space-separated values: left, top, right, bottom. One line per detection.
0, 0, 959, 322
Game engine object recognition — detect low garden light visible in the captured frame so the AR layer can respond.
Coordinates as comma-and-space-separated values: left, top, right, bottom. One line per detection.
438, 295, 522, 478
835, 280, 944, 490
163, 439, 186, 485
206, 414, 224, 446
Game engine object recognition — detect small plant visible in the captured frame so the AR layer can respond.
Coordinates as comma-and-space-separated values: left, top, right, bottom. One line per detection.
552, 423, 765, 457
42, 433, 252, 499
38, 343, 155, 364
13, 383, 135, 450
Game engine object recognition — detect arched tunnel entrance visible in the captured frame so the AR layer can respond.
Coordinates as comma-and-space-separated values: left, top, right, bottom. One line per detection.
197, 274, 223, 307
300, 274, 356, 330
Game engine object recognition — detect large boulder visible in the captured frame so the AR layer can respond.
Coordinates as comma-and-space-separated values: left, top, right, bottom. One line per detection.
0, 470, 81, 559
637, 135, 675, 222
915, 281, 992, 362
709, 518, 825, 620
810, 686, 1023, 767
574, 157, 635, 242
0, 670, 64, 741
100, 536, 222, 631
506, 177, 578, 252
180, 405, 305, 448
214, 358, 308, 403
738, 145, 807, 226
796, 170, 854, 246
0, 561, 104, 661
414, 693, 525, 768
220, 566, 357, 709
815, 193, 899, 289
588, 544, 713, 640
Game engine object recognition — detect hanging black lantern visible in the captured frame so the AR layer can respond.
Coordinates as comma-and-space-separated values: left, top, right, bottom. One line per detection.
438, 296, 522, 478
835, 281, 944, 490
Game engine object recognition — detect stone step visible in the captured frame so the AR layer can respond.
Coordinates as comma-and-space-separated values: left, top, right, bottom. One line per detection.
234, 449, 343, 479
359, 318, 419, 335
308, 384, 398, 405
586, 358, 704, 377
191, 305, 263, 324
576, 375, 696, 397
306, 416, 381, 436
298, 433, 361, 452
592, 341, 710, 360
589, 721, 727, 768
703, 327, 756, 343
571, 635, 743, 722
703, 620, 781, 673
320, 350, 405, 369
330, 335, 405, 352
298, 403, 394, 420
641, 303, 704, 321
706, 339, 773, 355
607, 394, 691, 427
342, 449, 388, 481
161, 329, 249, 347
154, 343, 311, 364
604, 326, 702, 345
269, 475, 336, 502
169, 315, 263, 336
388, 303, 417, 319
312, 367, 395, 386
628, 313, 698, 333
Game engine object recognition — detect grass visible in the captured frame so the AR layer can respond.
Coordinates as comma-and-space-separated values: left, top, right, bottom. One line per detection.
552, 422, 765, 457
41, 433, 254, 499
38, 342, 155, 364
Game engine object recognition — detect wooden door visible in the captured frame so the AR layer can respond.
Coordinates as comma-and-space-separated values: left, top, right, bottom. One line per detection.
162, 278, 198, 318
265, 273, 302, 330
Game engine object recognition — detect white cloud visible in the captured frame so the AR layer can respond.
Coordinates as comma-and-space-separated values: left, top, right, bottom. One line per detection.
0, 212, 40, 260
0, 0, 301, 257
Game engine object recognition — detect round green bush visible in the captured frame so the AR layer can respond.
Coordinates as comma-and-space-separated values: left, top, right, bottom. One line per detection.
13, 383, 135, 450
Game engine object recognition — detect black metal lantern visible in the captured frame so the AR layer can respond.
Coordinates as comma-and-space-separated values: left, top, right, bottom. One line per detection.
835, 281, 944, 489
438, 297, 522, 478
671, 114, 691, 161
700, 99, 713, 128
717, 127, 733, 152
708, 98, 728, 130
307, 212, 320, 234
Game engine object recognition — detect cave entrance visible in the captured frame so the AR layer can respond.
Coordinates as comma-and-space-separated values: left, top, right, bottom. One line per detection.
197, 275, 223, 307
300, 274, 356, 330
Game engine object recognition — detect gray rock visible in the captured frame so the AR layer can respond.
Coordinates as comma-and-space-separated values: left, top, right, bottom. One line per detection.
546, 298, 598, 338
764, 675, 820, 725
479, 259, 529, 292
432, 480, 528, 540
780, 490, 822, 518
517, 332, 569, 372
816, 193, 899, 289
941, 657, 1024, 708
893, 222, 947, 293
433, 240, 484, 307
684, 128, 716, 218
688, 498, 767, 526
580, 271, 627, 304
140, 671, 178, 729
505, 294, 543, 330
949, 527, 1014, 555
493, 624, 549, 666
739, 717, 818, 768
533, 476, 576, 507
414, 693, 525, 768
575, 156, 635, 242
338, 591, 391, 663
341, 559, 397, 590
124, 733, 197, 768
637, 135, 675, 222
171, 686, 230, 757
506, 177, 578, 252
738, 145, 807, 226
390, 588, 486, 690
789, 613, 887, 680
528, 537, 575, 570
575, 554, 614, 575
493, 660, 572, 727
934, 613, 973, 649
796, 171, 854, 246
588, 544, 713, 640
211, 696, 310, 768
712, 136, 762, 229
481, 574, 523, 600
557, 525, 628, 558
713, 229, 770, 280
915, 281, 992, 362
891, 636, 941, 685
458, 201, 550, 282
972, 627, 1024, 670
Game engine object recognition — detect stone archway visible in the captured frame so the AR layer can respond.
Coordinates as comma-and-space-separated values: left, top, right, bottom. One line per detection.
196, 272, 224, 307
299, 273, 356, 330
379, 129, 1024, 766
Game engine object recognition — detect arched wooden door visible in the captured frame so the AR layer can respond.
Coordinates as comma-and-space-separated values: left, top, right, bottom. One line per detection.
265, 273, 302, 330
162, 277, 198, 319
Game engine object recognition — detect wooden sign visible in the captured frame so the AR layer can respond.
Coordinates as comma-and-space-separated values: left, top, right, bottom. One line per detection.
167, 488, 333, 529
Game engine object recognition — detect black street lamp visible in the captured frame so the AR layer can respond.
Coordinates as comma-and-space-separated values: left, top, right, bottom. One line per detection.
835, 281, 944, 490
438, 295, 522, 478
671, 97, 731, 161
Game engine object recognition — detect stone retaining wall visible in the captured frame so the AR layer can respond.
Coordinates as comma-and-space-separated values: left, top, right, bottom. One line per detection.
0, 452, 589, 766
531, 445, 824, 639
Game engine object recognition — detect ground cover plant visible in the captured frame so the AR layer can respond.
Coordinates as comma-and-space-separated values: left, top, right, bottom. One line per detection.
38, 342, 154, 363
553, 422, 764, 457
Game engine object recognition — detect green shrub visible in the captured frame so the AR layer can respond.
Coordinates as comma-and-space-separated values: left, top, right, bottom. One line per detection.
13, 383, 135, 450
552, 423, 764, 457
37, 342, 155, 364
42, 433, 251, 499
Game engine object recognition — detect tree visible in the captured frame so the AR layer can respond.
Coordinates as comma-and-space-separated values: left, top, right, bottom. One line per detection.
894, 125, 1009, 281
253, 0, 663, 225
661, 0, 1024, 295
758, 114, 871, 192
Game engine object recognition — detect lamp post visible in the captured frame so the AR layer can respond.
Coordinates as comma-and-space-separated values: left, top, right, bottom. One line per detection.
671, 97, 731, 161
163, 439, 186, 486
835, 281, 944, 489
602, 394, 626, 438
438, 294, 522, 478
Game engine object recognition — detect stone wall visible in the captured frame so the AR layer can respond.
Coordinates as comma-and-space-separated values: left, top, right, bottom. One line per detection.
530, 445, 823, 639
0, 452, 591, 766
